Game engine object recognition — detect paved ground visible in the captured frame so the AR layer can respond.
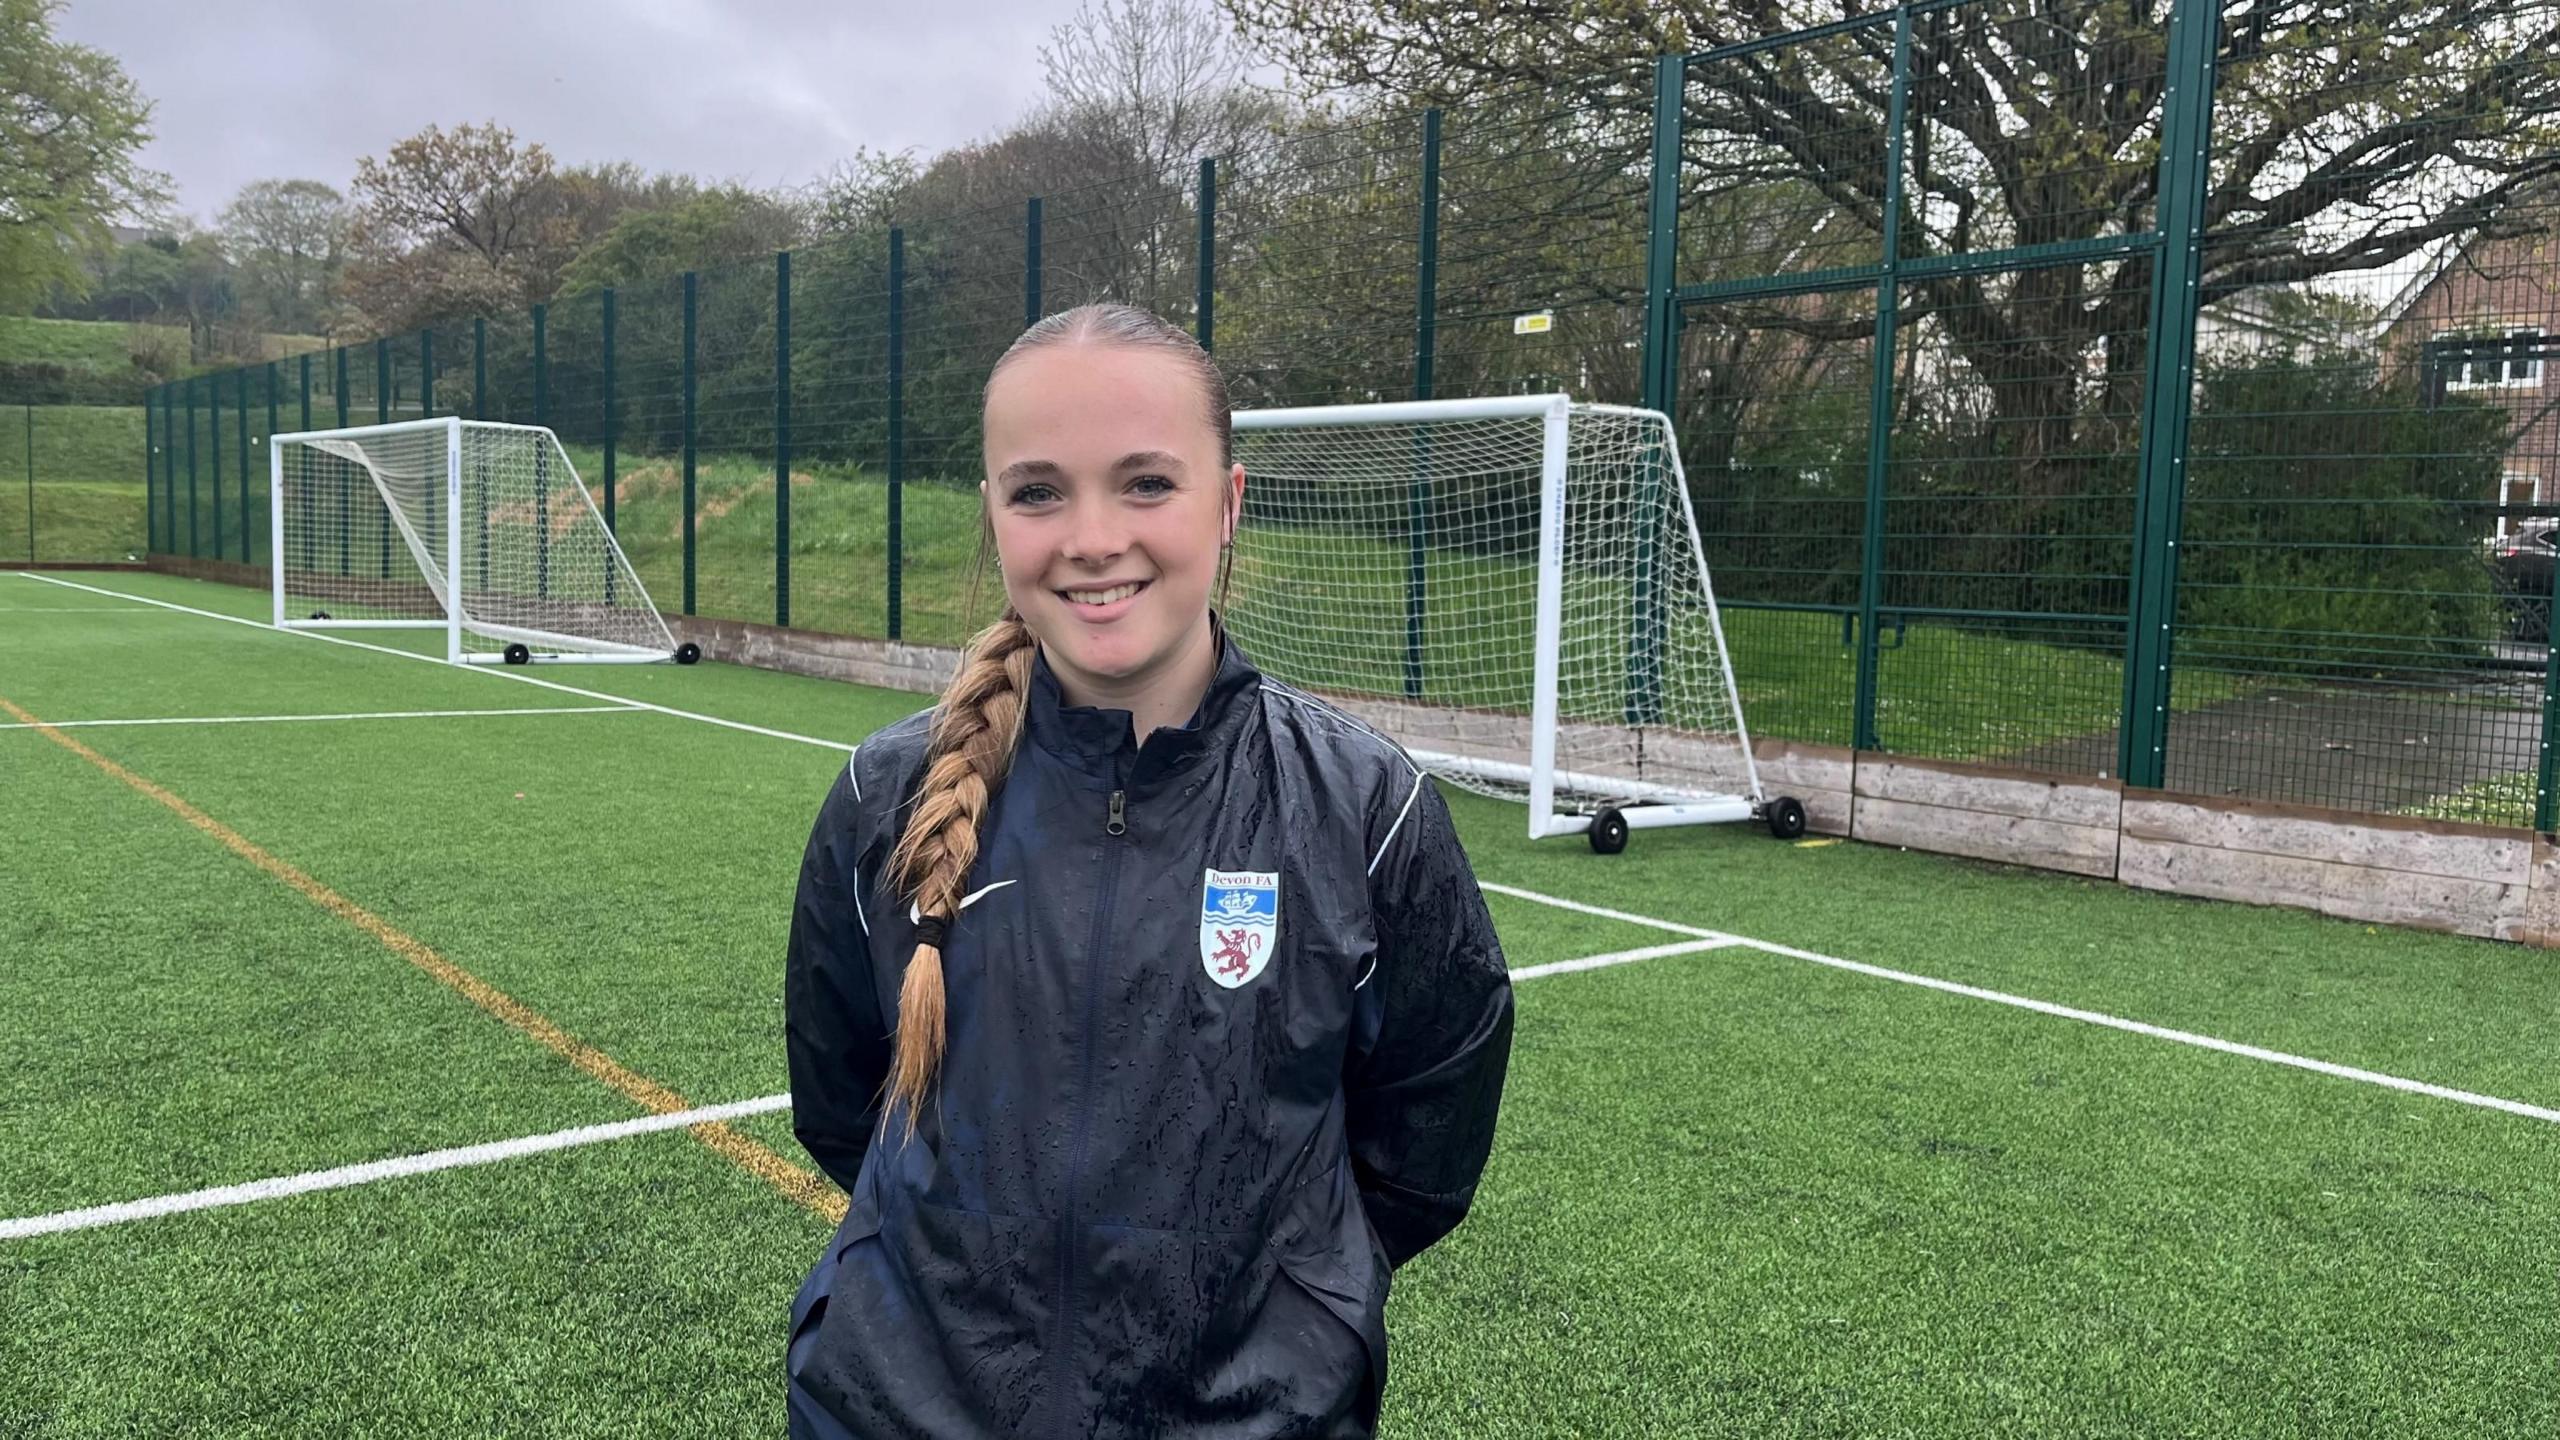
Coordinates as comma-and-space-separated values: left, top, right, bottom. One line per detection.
2006, 673, 2542, 822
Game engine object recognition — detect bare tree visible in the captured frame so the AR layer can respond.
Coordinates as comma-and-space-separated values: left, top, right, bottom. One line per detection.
1041, 0, 1281, 179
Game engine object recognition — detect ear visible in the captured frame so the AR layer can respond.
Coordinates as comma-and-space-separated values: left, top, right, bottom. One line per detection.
1224, 462, 1246, 544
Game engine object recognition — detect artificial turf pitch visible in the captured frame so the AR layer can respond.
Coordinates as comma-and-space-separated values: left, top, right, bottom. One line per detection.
1, 569, 2552, 1437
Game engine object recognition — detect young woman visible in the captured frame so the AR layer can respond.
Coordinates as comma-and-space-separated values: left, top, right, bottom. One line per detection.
783, 303, 1514, 1439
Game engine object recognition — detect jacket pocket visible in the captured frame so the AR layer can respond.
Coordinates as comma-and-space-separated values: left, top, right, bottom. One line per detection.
1271, 1249, 1384, 1432
799, 1193, 1055, 1439
1269, 1157, 1391, 1426
788, 1197, 884, 1372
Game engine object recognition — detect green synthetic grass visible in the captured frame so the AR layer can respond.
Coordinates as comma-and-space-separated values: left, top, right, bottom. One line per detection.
3, 569, 2553, 1437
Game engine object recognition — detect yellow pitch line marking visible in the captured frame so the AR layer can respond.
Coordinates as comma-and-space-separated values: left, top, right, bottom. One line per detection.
0, 691, 846, 1224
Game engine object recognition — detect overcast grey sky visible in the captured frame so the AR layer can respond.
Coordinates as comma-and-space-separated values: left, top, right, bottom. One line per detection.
58, 0, 1098, 221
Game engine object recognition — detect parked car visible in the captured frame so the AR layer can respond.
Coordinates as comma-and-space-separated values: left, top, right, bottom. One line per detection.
2492, 523, 2555, 642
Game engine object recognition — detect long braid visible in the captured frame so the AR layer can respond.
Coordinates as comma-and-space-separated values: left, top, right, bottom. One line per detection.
882, 609, 1038, 1136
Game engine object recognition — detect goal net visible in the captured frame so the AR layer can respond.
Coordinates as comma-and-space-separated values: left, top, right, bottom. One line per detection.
269, 418, 681, 665
1228, 394, 1766, 842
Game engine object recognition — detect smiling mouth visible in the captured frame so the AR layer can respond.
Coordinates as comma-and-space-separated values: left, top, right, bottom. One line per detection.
1060, 581, 1149, 607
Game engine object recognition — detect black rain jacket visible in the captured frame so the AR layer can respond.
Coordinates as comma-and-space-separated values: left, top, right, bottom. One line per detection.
783, 630, 1513, 1439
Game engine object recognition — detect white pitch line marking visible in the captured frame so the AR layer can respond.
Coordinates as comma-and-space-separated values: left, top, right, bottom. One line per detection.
0, 1094, 797, 1241
1483, 879, 2560, 1127
1482, 880, 1729, 941
0, 704, 642, 732
0, 927, 1743, 1239
14, 573, 860, 754
1511, 937, 1735, 981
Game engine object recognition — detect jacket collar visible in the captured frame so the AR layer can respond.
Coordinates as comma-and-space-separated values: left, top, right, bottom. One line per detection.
1022, 614, 1261, 785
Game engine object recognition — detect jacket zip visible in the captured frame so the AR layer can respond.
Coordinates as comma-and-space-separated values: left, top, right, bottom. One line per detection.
1046, 775, 1128, 1435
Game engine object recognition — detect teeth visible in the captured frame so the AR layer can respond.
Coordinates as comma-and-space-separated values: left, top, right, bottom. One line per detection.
1064, 582, 1142, 606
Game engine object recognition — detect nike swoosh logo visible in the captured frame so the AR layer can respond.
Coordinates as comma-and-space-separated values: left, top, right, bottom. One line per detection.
909, 878, 1016, 925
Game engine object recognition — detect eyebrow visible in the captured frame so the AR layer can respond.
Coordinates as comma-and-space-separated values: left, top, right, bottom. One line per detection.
994, 452, 1189, 486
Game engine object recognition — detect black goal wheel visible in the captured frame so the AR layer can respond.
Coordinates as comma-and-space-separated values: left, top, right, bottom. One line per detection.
1587, 807, 1630, 855
1765, 795, 1808, 840
674, 642, 701, 665
309, 610, 331, 621
502, 643, 532, 666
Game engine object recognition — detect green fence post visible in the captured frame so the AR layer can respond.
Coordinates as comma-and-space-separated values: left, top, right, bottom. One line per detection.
602, 287, 617, 533
533, 304, 548, 425
1640, 56, 1683, 415
531, 305, 550, 597
774, 249, 792, 629
1849, 16, 1916, 753
682, 271, 698, 616
1025, 196, 1043, 328
889, 227, 906, 640
2118, 0, 2223, 789
145, 390, 158, 556
186, 380, 199, 558
22, 404, 32, 564
601, 289, 618, 604
168, 384, 180, 557
1631, 54, 1693, 726
160, 385, 174, 555
210, 372, 224, 563
335, 348, 350, 574
266, 362, 280, 571
473, 318, 487, 419
1195, 158, 1216, 352
1405, 108, 1444, 698
169, 383, 182, 556
2541, 558, 2560, 830
298, 351, 311, 432
417, 334, 437, 549
237, 366, 252, 563
375, 339, 391, 576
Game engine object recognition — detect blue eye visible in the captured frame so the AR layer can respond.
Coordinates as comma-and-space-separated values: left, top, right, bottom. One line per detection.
1009, 482, 1060, 506
1130, 475, 1175, 496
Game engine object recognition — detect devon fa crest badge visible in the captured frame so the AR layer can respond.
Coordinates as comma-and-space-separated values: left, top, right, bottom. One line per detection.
1201, 869, 1279, 988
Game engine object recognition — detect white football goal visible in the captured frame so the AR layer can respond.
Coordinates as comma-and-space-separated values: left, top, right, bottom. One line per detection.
268, 417, 693, 666
1227, 393, 1801, 851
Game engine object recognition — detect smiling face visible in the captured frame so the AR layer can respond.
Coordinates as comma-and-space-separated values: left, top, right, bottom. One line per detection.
981, 341, 1242, 712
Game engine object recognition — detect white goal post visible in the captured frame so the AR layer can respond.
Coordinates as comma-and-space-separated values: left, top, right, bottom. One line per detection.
268, 417, 691, 667
1227, 393, 1799, 848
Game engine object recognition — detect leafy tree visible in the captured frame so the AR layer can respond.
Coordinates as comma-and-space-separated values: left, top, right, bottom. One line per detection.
0, 0, 165, 311
342, 122, 557, 332
218, 179, 349, 335
558, 187, 809, 295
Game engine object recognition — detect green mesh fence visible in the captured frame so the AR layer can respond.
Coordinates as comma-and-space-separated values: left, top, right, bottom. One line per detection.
141, 0, 2560, 830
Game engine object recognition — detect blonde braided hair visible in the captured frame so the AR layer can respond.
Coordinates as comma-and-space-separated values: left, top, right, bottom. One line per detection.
881, 610, 1038, 1136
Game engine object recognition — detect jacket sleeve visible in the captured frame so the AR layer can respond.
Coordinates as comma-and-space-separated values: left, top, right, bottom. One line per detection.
1344, 774, 1514, 1269
784, 765, 891, 1195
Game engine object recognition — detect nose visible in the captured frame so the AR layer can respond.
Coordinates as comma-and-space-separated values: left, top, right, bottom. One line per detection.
1061, 497, 1126, 569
